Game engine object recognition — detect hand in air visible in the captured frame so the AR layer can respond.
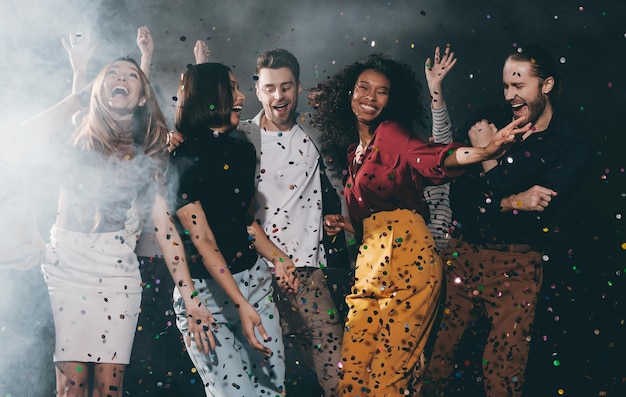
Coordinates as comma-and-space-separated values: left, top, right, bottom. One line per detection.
484, 117, 531, 159
62, 32, 95, 74
136, 26, 154, 59
425, 45, 458, 94
468, 119, 497, 148
194, 40, 211, 64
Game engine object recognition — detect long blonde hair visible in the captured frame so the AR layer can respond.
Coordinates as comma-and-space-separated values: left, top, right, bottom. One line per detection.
73, 57, 169, 168
71, 58, 170, 232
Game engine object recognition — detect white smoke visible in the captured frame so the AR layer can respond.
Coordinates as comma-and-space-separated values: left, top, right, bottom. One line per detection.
0, 0, 621, 395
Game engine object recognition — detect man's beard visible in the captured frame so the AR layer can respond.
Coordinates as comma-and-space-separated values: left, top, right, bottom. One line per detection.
521, 91, 548, 126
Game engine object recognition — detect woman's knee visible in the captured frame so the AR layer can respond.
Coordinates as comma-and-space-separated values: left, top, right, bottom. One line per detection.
92, 363, 126, 397
55, 362, 89, 397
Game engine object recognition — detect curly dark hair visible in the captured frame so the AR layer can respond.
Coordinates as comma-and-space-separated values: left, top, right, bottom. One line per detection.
313, 54, 426, 173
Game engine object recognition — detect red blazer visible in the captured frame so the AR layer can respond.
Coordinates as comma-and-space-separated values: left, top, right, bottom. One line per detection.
345, 121, 463, 223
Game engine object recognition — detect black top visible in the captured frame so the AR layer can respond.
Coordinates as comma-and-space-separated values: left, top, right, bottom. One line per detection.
170, 129, 258, 279
450, 105, 594, 246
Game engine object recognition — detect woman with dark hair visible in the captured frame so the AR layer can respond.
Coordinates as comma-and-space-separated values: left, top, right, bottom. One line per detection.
39, 55, 198, 397
169, 62, 290, 397
317, 53, 530, 396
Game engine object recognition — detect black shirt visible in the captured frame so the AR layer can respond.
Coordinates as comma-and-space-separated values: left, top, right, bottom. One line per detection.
450, 105, 593, 246
170, 129, 258, 279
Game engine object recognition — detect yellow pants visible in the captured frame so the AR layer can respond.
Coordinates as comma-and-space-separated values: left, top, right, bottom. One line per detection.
339, 209, 443, 397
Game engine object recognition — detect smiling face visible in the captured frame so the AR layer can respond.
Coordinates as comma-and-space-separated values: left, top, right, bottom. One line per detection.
255, 67, 301, 131
102, 60, 147, 119
224, 71, 246, 131
502, 59, 553, 126
350, 69, 390, 127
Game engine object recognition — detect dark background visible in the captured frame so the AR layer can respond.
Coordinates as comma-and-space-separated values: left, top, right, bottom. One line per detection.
0, 0, 624, 396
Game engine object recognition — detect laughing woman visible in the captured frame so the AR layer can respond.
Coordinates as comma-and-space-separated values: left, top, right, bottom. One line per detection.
39, 56, 202, 397
169, 63, 290, 397
316, 54, 530, 397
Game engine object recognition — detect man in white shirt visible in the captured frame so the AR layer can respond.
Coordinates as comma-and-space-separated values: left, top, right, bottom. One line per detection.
238, 48, 346, 397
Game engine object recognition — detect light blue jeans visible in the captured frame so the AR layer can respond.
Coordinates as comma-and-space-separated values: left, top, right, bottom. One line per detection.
173, 257, 286, 397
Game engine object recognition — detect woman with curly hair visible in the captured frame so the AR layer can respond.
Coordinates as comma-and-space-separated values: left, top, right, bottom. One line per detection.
317, 53, 530, 396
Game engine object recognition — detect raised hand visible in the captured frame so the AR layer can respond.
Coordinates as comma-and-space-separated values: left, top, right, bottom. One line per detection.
194, 40, 211, 64
137, 26, 154, 78
62, 32, 95, 94
424, 45, 457, 107
307, 88, 322, 109
468, 119, 497, 148
62, 32, 93, 72
136, 26, 154, 59
484, 117, 531, 159
467, 119, 498, 172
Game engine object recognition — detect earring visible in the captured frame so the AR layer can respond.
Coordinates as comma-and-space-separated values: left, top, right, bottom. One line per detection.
348, 90, 352, 96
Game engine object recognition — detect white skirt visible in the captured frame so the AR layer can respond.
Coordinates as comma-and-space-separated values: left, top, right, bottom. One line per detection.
41, 225, 142, 364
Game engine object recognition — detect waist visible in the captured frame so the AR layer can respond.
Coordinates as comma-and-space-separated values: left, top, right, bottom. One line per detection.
135, 231, 162, 257
480, 243, 538, 254
362, 208, 427, 237
189, 250, 259, 279
345, 188, 429, 225
451, 230, 540, 253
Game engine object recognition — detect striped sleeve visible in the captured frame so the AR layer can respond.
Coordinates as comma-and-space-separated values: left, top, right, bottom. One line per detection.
426, 102, 453, 249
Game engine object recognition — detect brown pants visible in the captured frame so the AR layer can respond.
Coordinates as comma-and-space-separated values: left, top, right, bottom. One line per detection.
423, 238, 543, 397
339, 209, 443, 397
275, 267, 344, 397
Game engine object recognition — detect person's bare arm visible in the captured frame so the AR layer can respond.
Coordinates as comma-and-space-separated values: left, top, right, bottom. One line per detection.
19, 93, 84, 133
152, 194, 217, 354
247, 221, 299, 294
177, 201, 273, 357
444, 117, 531, 169
20, 32, 95, 132
425, 45, 457, 113
137, 26, 154, 78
